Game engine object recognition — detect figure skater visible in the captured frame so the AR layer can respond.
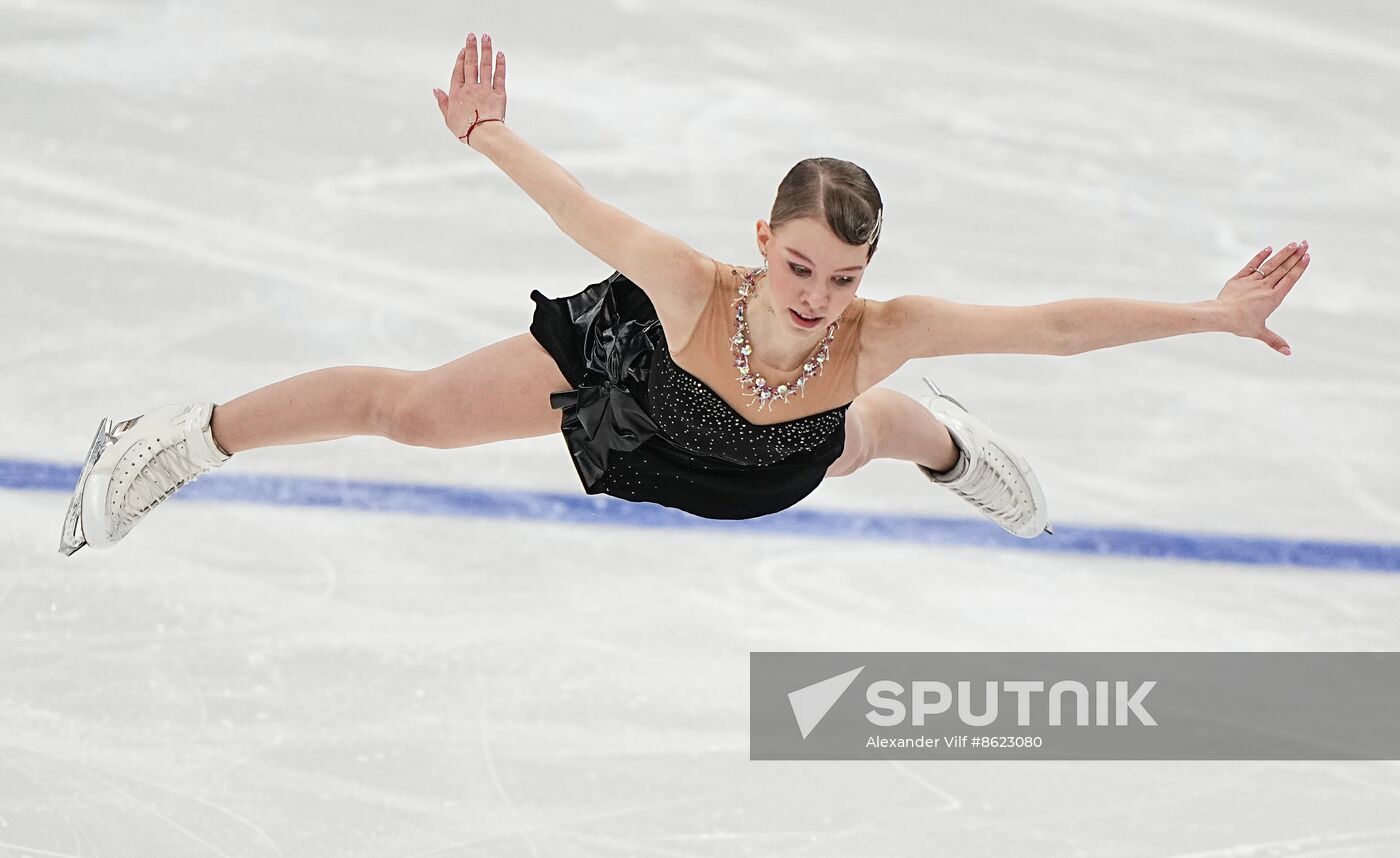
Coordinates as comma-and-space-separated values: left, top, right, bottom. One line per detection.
58, 32, 1310, 555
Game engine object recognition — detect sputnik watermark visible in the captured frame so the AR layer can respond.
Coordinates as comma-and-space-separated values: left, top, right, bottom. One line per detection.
752, 653, 1400, 760
866, 679, 1157, 727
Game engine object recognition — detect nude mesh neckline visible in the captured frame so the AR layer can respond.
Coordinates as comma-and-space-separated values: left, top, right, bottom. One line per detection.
665, 260, 865, 426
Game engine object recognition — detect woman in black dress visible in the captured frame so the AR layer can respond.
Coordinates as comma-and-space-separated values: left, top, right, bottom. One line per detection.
58, 33, 1310, 554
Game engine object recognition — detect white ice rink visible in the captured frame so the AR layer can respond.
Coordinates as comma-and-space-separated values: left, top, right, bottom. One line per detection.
4, 0, 1400, 854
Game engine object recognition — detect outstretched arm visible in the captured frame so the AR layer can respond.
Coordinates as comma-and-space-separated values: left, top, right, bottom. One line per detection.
432, 33, 710, 302
884, 242, 1311, 359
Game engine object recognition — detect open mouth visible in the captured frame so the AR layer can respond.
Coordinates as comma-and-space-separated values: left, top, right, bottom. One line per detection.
790, 309, 823, 328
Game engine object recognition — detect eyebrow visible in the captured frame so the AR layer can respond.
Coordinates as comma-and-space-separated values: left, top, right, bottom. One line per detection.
787, 249, 865, 273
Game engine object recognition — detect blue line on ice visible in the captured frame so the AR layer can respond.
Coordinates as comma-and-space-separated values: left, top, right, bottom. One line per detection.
6, 457, 1397, 572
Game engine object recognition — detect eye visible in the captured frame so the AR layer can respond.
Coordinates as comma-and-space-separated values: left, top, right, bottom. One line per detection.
789, 262, 856, 286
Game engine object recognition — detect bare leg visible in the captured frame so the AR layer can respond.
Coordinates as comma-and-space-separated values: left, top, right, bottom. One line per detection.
210, 333, 570, 454
825, 387, 958, 478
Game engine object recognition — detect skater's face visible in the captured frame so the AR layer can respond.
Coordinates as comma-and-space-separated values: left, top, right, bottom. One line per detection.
754, 216, 869, 334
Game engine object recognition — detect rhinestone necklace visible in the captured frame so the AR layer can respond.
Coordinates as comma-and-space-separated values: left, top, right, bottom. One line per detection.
729, 264, 840, 412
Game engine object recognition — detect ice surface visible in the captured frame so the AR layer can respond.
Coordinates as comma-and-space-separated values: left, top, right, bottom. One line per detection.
3, 0, 1400, 855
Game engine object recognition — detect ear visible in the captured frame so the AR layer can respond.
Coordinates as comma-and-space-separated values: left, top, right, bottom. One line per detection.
755, 219, 771, 258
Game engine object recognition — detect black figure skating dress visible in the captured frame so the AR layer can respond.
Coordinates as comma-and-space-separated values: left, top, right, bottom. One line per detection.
528, 259, 868, 520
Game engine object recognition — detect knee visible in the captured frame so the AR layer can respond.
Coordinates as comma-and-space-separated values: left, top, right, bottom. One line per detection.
826, 397, 883, 478
376, 371, 451, 448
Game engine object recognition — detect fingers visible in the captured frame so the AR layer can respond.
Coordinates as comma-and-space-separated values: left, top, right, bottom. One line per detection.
433, 88, 448, 117
453, 32, 504, 92
1265, 241, 1309, 288
1258, 244, 1290, 278
453, 43, 467, 91
479, 33, 493, 87
1259, 240, 1305, 280
1236, 247, 1271, 279
1272, 249, 1310, 303
1261, 326, 1291, 356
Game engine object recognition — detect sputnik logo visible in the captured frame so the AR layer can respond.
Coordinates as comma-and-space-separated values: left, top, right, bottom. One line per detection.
787, 666, 865, 739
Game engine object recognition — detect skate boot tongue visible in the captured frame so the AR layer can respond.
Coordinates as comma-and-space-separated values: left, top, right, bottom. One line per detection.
182, 403, 232, 468
920, 434, 970, 484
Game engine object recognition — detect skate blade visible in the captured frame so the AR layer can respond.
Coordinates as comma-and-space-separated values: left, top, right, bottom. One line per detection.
920, 376, 967, 412
58, 417, 117, 556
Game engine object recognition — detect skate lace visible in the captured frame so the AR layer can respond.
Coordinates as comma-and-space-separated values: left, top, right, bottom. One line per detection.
948, 447, 1025, 526
116, 424, 206, 532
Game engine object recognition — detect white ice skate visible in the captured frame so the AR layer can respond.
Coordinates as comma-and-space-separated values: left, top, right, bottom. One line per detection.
916, 378, 1052, 539
58, 403, 231, 555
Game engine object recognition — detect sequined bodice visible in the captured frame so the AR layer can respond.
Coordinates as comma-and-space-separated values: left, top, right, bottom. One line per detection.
647, 333, 849, 467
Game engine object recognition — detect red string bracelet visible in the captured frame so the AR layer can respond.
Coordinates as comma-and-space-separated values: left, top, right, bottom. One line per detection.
458, 109, 505, 146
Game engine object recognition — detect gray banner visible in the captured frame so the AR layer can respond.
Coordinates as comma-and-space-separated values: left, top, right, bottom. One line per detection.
750, 653, 1400, 760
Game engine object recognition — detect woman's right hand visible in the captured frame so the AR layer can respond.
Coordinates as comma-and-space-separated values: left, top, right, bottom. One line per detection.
433, 32, 507, 145
1215, 241, 1310, 356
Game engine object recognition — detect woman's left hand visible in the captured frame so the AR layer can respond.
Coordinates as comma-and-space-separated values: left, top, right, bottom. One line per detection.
1215, 241, 1311, 355
433, 32, 507, 144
